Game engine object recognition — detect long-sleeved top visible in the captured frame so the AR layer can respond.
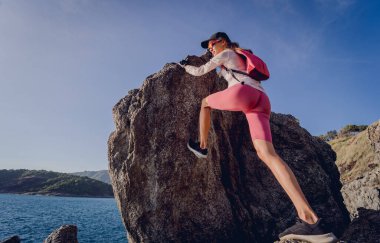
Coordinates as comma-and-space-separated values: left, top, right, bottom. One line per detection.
184, 49, 265, 93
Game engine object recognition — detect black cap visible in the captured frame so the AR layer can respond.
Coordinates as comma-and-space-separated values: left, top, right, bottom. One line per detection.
201, 32, 231, 49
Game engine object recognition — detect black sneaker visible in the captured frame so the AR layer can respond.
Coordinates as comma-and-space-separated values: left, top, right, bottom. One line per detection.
278, 217, 338, 243
187, 139, 208, 158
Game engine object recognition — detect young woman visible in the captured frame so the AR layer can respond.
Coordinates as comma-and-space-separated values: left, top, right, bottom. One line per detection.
179, 32, 338, 242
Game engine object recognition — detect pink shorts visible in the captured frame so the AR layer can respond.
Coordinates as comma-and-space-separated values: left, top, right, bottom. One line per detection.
206, 84, 272, 143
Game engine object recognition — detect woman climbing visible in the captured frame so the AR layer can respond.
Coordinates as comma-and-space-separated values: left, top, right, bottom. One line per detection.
179, 32, 338, 243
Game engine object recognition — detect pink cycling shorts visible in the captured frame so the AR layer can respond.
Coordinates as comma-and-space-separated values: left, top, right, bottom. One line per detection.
206, 84, 272, 143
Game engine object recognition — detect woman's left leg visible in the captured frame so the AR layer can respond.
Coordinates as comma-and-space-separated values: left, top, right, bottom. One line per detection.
254, 139, 338, 241
253, 139, 319, 224
244, 89, 319, 224
244, 90, 340, 241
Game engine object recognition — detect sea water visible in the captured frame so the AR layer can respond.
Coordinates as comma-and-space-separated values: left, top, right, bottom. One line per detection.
0, 193, 127, 242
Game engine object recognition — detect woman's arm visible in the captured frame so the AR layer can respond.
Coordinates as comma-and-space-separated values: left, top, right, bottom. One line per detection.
183, 50, 230, 76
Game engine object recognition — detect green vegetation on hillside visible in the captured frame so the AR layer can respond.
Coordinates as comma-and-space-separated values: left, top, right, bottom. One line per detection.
339, 124, 368, 135
319, 124, 368, 141
0, 169, 113, 197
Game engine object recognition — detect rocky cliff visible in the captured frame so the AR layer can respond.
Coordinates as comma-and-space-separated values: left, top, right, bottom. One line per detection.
329, 121, 378, 184
329, 121, 380, 219
108, 53, 351, 242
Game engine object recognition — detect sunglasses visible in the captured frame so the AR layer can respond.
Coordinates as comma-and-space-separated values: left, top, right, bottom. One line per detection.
208, 39, 222, 51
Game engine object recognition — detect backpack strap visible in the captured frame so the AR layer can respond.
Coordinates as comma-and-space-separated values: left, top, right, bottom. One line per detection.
221, 65, 246, 85
229, 68, 252, 77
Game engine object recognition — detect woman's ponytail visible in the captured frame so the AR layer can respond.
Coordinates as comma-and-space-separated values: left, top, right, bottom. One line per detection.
230, 42, 240, 50
228, 41, 253, 53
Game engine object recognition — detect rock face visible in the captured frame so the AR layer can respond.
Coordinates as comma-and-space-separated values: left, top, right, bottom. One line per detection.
368, 121, 380, 159
340, 208, 380, 243
341, 167, 380, 219
329, 121, 379, 184
108, 54, 350, 242
332, 121, 380, 219
44, 225, 78, 243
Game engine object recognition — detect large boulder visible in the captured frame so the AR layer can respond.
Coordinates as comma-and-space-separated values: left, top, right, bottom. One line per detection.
108, 53, 350, 242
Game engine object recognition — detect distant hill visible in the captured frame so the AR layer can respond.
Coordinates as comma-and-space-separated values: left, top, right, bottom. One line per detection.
70, 170, 110, 184
0, 169, 113, 197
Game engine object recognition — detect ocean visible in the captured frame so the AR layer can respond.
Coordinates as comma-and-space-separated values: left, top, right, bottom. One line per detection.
0, 193, 128, 242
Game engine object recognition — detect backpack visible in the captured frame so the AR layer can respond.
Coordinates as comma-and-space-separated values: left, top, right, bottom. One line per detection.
224, 48, 270, 82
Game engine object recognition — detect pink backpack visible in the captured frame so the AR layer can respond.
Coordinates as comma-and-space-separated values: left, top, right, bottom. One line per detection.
226, 48, 270, 81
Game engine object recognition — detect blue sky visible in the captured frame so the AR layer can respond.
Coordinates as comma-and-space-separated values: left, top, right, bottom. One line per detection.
0, 0, 379, 173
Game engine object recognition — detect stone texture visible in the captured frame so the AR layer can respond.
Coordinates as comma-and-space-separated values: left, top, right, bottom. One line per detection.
108, 53, 350, 242
329, 124, 377, 184
368, 121, 380, 161
44, 225, 78, 243
0, 236, 20, 243
340, 208, 380, 243
339, 121, 380, 219
341, 167, 380, 219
